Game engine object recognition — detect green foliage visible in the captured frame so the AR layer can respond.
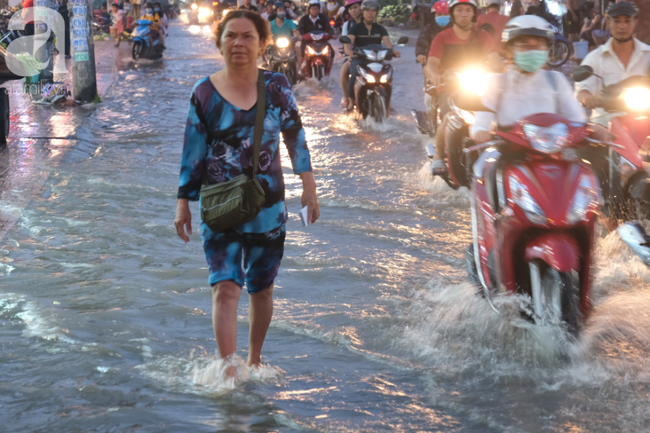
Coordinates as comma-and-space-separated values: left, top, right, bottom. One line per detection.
377, 3, 411, 21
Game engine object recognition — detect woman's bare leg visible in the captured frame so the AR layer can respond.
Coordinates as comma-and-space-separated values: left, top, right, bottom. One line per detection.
213, 280, 242, 376
248, 284, 273, 367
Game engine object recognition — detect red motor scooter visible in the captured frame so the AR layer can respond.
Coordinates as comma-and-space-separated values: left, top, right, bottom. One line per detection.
573, 66, 650, 221
433, 111, 601, 335
301, 30, 334, 80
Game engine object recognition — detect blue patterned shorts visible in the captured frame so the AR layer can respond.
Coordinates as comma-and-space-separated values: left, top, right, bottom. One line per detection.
201, 224, 286, 293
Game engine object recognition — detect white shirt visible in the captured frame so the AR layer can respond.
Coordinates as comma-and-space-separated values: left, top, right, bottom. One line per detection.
471, 69, 587, 138
342, 18, 359, 36
575, 38, 650, 121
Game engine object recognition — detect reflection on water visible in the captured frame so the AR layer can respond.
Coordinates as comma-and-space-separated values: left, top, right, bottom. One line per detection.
0, 19, 650, 433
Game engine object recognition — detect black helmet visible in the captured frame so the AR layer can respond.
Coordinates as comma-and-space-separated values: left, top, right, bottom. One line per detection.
361, 0, 379, 10
606, 1, 638, 18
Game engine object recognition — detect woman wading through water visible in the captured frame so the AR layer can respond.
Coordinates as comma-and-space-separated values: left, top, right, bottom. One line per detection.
175, 10, 319, 381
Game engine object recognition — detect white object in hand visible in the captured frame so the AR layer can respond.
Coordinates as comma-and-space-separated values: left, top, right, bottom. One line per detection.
299, 206, 310, 227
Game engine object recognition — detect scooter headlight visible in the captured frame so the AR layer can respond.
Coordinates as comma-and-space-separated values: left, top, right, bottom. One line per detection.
380, 74, 388, 83
191, 3, 198, 9
307, 45, 316, 55
566, 173, 600, 224
509, 175, 547, 225
276, 37, 290, 48
322, 45, 329, 55
457, 68, 489, 96
623, 87, 650, 111
358, 66, 375, 84
523, 122, 568, 154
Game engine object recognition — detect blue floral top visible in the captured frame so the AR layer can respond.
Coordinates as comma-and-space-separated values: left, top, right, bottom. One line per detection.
178, 71, 312, 233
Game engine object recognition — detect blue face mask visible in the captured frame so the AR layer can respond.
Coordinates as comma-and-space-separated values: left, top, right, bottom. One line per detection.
146, 8, 153, 14
435, 15, 450, 26
513, 49, 548, 73
154, 7, 160, 11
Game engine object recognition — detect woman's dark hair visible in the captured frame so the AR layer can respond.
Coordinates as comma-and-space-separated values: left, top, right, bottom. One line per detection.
215, 10, 271, 51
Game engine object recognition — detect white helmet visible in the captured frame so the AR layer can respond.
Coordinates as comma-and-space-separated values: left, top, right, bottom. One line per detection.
502, 15, 554, 45
308, 0, 320, 8
448, 0, 478, 12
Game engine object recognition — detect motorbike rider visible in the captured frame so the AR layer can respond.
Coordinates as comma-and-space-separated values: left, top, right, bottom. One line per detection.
239, 0, 259, 12
425, 0, 501, 173
415, 1, 451, 66
283, 0, 298, 19
344, 0, 400, 112
476, 0, 509, 46
141, 3, 165, 49
576, 2, 650, 133
471, 15, 586, 146
415, 1, 451, 118
326, 0, 340, 19
153, 2, 168, 38
340, 0, 363, 108
297, 0, 335, 71
269, 1, 302, 67
262, 1, 275, 19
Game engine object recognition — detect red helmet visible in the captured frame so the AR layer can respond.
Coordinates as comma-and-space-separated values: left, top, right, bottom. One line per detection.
345, 0, 361, 6
432, 1, 448, 14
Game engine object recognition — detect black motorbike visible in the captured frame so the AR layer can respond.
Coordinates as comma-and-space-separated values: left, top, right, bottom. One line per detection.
340, 35, 408, 122
267, 36, 298, 86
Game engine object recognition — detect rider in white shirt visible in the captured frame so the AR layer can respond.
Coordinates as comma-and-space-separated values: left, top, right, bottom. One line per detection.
471, 16, 586, 144
575, 2, 650, 128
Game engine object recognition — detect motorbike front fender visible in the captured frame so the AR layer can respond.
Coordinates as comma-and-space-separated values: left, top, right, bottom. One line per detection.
525, 233, 581, 273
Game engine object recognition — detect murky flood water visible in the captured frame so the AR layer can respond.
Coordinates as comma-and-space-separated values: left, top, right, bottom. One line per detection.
2, 21, 650, 433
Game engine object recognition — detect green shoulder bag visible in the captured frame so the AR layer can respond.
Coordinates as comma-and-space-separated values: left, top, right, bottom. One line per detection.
200, 70, 267, 232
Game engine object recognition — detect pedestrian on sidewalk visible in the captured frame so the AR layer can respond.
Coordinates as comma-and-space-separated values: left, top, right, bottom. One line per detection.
111, 3, 126, 47
175, 10, 319, 380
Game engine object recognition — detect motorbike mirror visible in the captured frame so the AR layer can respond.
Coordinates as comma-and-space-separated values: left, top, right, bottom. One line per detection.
396, 36, 408, 45
339, 35, 351, 44
572, 65, 594, 82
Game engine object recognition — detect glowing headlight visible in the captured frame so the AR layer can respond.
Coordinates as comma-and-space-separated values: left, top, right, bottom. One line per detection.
199, 6, 211, 17
509, 175, 546, 225
307, 46, 316, 55
191, 3, 198, 9
566, 173, 600, 224
457, 68, 489, 96
322, 45, 329, 55
358, 66, 375, 83
380, 74, 388, 83
222, 9, 230, 17
623, 87, 650, 111
276, 37, 290, 48
523, 122, 568, 154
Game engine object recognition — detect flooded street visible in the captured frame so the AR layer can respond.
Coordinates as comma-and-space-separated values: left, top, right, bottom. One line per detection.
2, 21, 650, 432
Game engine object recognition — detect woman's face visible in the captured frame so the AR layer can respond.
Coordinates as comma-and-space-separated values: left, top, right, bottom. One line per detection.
349, 3, 360, 18
220, 18, 263, 67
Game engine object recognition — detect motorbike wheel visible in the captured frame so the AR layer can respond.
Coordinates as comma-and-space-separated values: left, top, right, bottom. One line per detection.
547, 40, 571, 68
534, 265, 581, 336
314, 65, 324, 81
132, 41, 141, 60
369, 92, 386, 123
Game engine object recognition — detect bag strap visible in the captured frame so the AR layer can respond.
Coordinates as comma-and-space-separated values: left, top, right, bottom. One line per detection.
252, 69, 266, 178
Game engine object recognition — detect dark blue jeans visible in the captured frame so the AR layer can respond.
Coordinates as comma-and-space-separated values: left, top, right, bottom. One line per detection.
348, 58, 361, 100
